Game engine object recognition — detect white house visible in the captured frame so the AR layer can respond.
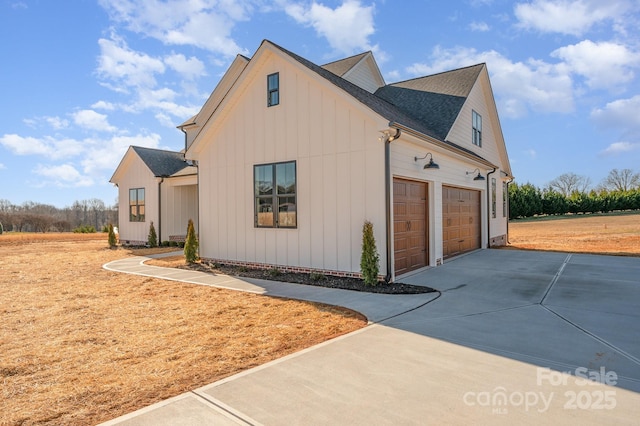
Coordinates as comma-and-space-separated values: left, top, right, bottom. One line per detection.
112, 39, 512, 281
110, 146, 198, 245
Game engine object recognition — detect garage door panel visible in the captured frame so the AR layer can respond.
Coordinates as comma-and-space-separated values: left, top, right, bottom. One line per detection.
443, 186, 481, 260
394, 178, 429, 276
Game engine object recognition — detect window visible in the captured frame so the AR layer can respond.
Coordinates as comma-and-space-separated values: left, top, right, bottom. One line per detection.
503, 182, 508, 218
254, 161, 296, 228
129, 188, 145, 222
267, 72, 279, 107
472, 110, 482, 147
491, 178, 497, 219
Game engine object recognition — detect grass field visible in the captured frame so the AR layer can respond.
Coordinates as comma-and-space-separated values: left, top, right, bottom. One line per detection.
508, 212, 640, 256
0, 233, 366, 425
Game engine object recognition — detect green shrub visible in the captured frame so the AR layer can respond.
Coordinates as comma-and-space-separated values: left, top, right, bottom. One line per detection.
147, 221, 158, 248
73, 225, 96, 233
184, 219, 198, 263
267, 267, 282, 278
107, 223, 117, 248
360, 220, 380, 286
310, 271, 326, 282
161, 240, 170, 247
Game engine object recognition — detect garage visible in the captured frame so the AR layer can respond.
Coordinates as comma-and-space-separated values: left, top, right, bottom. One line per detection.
442, 186, 481, 259
394, 178, 428, 276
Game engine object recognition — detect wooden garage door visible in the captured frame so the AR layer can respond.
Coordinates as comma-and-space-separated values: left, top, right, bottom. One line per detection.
394, 178, 428, 276
442, 186, 481, 259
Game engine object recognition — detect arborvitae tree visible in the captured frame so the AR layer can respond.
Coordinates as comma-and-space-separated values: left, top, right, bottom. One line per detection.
148, 221, 158, 248
184, 219, 198, 263
360, 220, 380, 286
108, 223, 117, 248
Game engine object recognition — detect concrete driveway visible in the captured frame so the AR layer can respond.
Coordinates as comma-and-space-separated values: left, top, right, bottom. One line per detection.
103, 249, 640, 425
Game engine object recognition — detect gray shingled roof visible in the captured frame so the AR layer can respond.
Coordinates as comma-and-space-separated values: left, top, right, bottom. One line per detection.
268, 41, 488, 161
132, 146, 190, 177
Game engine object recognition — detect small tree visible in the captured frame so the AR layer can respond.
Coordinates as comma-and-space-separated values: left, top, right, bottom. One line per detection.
107, 223, 117, 248
360, 220, 380, 286
148, 221, 158, 248
184, 219, 198, 263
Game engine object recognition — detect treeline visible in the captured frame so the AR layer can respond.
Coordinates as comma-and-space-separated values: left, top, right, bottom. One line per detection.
0, 199, 117, 233
509, 169, 640, 220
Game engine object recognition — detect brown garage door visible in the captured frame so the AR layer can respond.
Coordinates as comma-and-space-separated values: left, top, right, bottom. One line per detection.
442, 186, 481, 259
394, 178, 428, 276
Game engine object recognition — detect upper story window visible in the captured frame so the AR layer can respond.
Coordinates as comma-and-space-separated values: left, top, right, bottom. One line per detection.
255, 161, 296, 228
472, 110, 482, 147
129, 188, 145, 222
267, 72, 279, 107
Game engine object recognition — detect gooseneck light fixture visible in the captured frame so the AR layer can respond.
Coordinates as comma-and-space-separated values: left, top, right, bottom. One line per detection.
414, 152, 440, 169
466, 168, 485, 181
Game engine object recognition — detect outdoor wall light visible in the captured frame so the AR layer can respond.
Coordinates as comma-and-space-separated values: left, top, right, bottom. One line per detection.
466, 168, 485, 181
414, 152, 439, 169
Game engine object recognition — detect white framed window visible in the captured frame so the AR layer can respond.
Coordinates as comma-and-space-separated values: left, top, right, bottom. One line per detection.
267, 73, 279, 107
129, 188, 145, 222
472, 110, 482, 147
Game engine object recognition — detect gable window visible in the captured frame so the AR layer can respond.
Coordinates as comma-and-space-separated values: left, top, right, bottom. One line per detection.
472, 110, 482, 147
254, 161, 296, 228
267, 72, 279, 107
129, 188, 145, 222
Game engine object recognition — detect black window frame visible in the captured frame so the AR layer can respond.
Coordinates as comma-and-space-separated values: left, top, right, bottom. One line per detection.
129, 188, 145, 222
254, 161, 296, 228
267, 72, 279, 107
472, 110, 482, 147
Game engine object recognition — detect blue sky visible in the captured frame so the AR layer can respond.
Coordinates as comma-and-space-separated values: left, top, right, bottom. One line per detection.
1, 0, 639, 208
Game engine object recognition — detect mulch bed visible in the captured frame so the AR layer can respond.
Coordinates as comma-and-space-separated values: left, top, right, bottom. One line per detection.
181, 261, 437, 295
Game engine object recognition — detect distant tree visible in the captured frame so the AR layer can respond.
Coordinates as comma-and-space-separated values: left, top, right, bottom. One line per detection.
547, 173, 591, 197
600, 168, 640, 192
508, 182, 542, 219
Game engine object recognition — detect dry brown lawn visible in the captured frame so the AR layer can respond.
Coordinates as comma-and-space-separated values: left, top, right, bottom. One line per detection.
0, 233, 366, 426
508, 212, 640, 256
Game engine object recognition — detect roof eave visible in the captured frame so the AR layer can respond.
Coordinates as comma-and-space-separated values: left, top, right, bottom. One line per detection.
389, 121, 498, 169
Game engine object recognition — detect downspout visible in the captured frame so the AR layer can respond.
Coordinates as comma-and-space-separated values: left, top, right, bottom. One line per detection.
384, 128, 401, 283
506, 176, 514, 244
158, 177, 165, 243
486, 168, 497, 248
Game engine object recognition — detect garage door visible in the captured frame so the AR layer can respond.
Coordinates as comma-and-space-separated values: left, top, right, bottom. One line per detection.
442, 186, 480, 259
394, 178, 428, 276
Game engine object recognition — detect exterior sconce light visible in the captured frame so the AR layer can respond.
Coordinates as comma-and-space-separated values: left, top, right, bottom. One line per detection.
466, 168, 485, 181
414, 152, 439, 169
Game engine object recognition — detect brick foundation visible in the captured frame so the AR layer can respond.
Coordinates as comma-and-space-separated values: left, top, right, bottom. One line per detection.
202, 258, 384, 281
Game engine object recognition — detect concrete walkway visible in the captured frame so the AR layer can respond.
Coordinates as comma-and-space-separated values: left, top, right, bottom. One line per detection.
101, 250, 640, 425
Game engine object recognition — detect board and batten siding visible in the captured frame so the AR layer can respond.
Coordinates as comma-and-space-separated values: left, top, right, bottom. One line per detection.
445, 74, 509, 241
192, 50, 389, 276
390, 136, 489, 268
116, 155, 159, 244
160, 177, 198, 240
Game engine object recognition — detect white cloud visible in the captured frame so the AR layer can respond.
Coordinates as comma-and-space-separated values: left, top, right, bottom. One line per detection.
524, 149, 537, 159
72, 109, 117, 132
164, 53, 206, 80
600, 142, 640, 156
33, 164, 94, 187
591, 95, 640, 133
406, 46, 574, 118
285, 0, 377, 55
0, 134, 84, 159
81, 133, 161, 174
98, 0, 249, 56
44, 116, 69, 130
97, 34, 166, 91
514, 0, 634, 36
469, 21, 490, 32
552, 40, 640, 90
92, 100, 116, 110
0, 163, 5, 170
